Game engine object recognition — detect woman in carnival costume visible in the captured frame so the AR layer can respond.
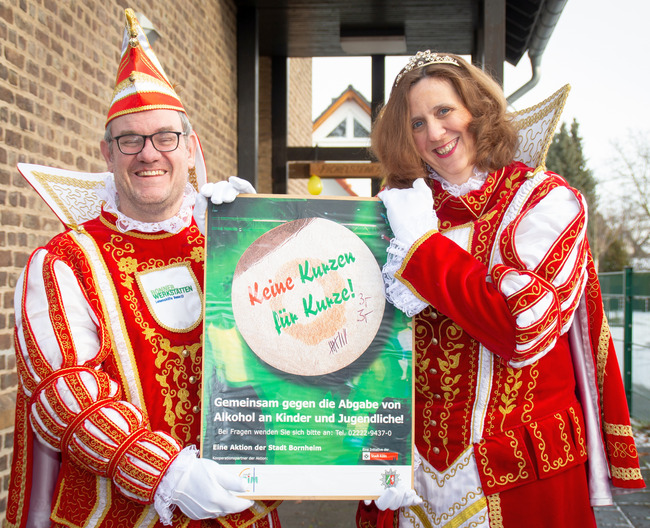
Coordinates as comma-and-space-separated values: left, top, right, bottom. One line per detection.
357, 51, 645, 528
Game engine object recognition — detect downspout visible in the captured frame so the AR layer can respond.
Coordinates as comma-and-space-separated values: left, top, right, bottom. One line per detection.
506, 0, 568, 104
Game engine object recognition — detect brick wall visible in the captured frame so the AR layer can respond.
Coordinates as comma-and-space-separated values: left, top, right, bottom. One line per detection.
0, 0, 313, 516
0, 0, 239, 516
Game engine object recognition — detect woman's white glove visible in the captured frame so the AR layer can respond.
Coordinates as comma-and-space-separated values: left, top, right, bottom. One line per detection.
170, 457, 254, 520
364, 484, 422, 511
377, 178, 437, 247
201, 176, 256, 205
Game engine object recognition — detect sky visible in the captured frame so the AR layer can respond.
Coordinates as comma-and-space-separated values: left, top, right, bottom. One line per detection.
311, 0, 650, 201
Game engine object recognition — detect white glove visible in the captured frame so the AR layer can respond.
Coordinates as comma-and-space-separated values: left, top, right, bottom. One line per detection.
193, 192, 208, 235
170, 456, 254, 521
364, 484, 423, 511
378, 178, 437, 247
201, 176, 256, 205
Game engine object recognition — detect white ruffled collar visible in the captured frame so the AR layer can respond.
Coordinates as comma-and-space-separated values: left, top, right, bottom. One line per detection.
426, 165, 488, 197
95, 174, 196, 234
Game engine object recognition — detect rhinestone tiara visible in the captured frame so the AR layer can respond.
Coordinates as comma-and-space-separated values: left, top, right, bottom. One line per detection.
394, 50, 460, 86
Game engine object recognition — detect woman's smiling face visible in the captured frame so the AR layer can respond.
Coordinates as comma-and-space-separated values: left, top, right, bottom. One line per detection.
408, 76, 476, 185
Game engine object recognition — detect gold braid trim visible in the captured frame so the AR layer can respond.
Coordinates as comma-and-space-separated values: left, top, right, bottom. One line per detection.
611, 466, 644, 481
487, 494, 504, 528
604, 423, 634, 436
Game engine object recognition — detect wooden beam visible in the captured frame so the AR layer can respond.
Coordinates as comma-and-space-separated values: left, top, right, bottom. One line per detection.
271, 56, 288, 194
288, 162, 381, 179
287, 146, 373, 162
237, 8, 259, 185
480, 0, 506, 85
371, 55, 384, 196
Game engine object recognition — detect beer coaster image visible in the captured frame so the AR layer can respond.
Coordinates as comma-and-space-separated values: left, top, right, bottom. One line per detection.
231, 217, 386, 376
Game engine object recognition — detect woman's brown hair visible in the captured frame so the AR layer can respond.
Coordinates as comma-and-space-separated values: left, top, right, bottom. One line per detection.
372, 53, 518, 189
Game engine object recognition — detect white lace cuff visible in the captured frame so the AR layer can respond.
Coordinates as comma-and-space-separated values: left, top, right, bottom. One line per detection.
154, 445, 198, 526
96, 174, 196, 234
382, 238, 428, 317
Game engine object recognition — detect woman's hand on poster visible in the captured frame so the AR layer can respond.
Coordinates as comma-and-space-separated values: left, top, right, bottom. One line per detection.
378, 178, 438, 247
201, 176, 256, 205
364, 484, 423, 511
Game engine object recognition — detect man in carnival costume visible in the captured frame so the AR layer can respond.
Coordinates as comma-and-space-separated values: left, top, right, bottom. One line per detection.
5, 9, 280, 528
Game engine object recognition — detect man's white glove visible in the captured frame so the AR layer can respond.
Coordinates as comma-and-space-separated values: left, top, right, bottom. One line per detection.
201, 176, 256, 205
364, 484, 423, 511
170, 456, 254, 521
193, 192, 208, 235
377, 178, 437, 247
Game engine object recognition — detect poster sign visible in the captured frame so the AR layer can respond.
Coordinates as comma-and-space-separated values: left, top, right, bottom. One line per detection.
202, 195, 413, 499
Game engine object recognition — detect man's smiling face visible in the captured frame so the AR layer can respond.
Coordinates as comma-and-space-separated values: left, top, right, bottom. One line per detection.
101, 109, 196, 223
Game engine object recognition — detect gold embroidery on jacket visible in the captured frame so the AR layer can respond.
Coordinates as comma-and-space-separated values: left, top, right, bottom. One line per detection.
438, 323, 463, 465
486, 493, 504, 528
605, 423, 634, 436
597, 317, 610, 391
407, 491, 486, 528
419, 449, 474, 488
415, 312, 436, 457
477, 430, 529, 488
609, 439, 640, 459
569, 406, 587, 457
529, 414, 574, 473
521, 361, 539, 423
611, 466, 643, 481
498, 367, 522, 430
104, 235, 200, 443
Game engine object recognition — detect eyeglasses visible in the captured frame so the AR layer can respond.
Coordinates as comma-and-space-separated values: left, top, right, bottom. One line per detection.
112, 131, 184, 155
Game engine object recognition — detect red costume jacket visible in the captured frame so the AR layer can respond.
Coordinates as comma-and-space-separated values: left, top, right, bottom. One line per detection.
6, 209, 280, 528
358, 162, 643, 528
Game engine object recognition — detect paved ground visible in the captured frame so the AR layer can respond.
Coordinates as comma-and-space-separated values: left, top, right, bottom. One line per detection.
278, 424, 650, 527
594, 429, 650, 528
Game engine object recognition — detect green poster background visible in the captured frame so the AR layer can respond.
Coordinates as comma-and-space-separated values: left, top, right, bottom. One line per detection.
202, 195, 413, 498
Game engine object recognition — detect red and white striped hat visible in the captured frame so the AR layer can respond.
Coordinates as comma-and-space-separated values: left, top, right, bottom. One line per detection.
106, 9, 185, 125
106, 9, 206, 189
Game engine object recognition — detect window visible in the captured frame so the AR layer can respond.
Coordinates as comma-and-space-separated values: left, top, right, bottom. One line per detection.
327, 120, 347, 138
353, 119, 370, 138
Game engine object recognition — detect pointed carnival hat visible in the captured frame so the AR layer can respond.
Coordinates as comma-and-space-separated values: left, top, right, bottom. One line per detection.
105, 8, 206, 187
106, 8, 185, 124
18, 8, 206, 228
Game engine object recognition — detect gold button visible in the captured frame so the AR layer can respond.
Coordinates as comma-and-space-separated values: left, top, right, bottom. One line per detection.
189, 376, 198, 384
431, 338, 439, 346
192, 405, 200, 413
431, 311, 438, 319
433, 394, 442, 400
429, 368, 438, 375
432, 447, 440, 454
181, 349, 190, 358
196, 435, 201, 443
430, 419, 437, 427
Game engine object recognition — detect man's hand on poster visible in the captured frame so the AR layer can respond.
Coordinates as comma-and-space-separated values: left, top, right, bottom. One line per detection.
171, 457, 254, 520
155, 448, 254, 524
203, 176, 256, 205
377, 178, 438, 247
193, 176, 257, 234
364, 484, 423, 511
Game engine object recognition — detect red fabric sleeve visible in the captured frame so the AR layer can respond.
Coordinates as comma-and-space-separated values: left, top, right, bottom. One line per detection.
356, 501, 398, 528
397, 232, 517, 360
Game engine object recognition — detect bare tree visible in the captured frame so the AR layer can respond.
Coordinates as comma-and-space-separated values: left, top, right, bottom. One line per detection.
609, 134, 650, 268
